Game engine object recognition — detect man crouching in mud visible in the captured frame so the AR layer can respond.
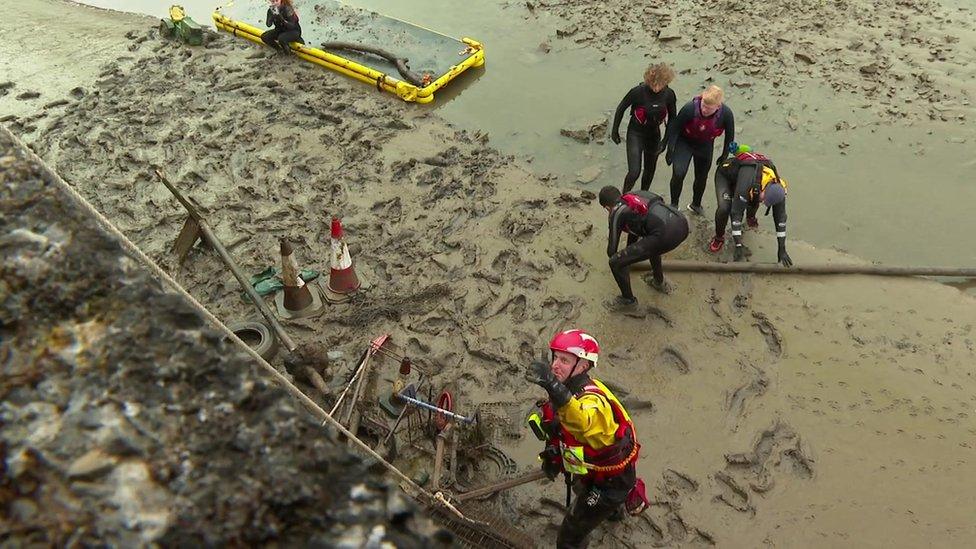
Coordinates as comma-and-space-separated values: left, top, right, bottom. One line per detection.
599, 186, 689, 310
525, 329, 649, 548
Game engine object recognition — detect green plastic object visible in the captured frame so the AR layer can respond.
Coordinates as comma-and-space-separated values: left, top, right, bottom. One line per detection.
161, 6, 204, 46
248, 266, 321, 297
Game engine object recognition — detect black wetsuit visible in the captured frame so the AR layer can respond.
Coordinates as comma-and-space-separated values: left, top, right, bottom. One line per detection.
714, 157, 787, 248
606, 191, 689, 300
611, 84, 677, 193
262, 4, 303, 52
666, 101, 734, 208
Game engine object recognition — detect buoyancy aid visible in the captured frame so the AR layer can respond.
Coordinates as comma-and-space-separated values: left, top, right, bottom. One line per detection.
681, 96, 725, 141
540, 379, 640, 481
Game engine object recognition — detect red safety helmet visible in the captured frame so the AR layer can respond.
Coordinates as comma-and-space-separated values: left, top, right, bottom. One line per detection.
549, 329, 600, 366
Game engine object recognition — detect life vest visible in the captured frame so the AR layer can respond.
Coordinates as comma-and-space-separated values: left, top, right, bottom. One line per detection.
540, 379, 639, 482
619, 193, 650, 216
748, 166, 789, 201
681, 96, 725, 141
735, 151, 770, 163
632, 85, 668, 126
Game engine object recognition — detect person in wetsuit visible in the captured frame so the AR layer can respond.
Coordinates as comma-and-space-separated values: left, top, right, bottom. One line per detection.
610, 63, 678, 193
262, 0, 303, 53
599, 186, 689, 309
709, 143, 792, 267
665, 85, 735, 216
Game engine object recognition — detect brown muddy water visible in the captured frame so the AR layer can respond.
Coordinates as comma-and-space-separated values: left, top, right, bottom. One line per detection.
79, 0, 976, 275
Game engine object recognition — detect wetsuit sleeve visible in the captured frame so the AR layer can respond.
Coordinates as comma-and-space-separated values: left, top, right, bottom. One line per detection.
607, 206, 625, 258
266, 7, 275, 27
611, 87, 636, 137
721, 108, 735, 158
556, 393, 618, 450
668, 103, 693, 153
666, 88, 677, 124
773, 200, 787, 242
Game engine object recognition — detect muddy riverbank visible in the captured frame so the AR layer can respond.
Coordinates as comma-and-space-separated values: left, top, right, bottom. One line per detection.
2, 1, 976, 546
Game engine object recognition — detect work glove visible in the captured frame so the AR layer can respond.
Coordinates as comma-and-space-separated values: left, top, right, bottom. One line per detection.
611, 132, 621, 145
733, 245, 746, 262
778, 245, 793, 267
540, 446, 562, 480
657, 140, 667, 155
715, 154, 728, 167
664, 148, 673, 166
524, 361, 572, 408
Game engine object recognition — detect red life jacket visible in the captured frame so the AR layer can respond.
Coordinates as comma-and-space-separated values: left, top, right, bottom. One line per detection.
682, 96, 725, 141
619, 193, 649, 216
735, 151, 770, 163
540, 383, 639, 482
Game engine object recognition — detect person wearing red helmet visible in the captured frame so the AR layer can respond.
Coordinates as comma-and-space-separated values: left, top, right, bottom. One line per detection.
525, 329, 648, 548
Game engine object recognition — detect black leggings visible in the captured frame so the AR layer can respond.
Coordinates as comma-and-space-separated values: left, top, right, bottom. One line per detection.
608, 214, 689, 299
623, 128, 661, 193
713, 166, 759, 237
261, 27, 304, 51
669, 136, 714, 207
557, 469, 636, 549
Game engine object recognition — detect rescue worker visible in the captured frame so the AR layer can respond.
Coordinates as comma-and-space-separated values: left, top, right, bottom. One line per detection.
262, 0, 304, 54
525, 329, 648, 549
708, 143, 792, 266
610, 63, 677, 193
665, 85, 735, 215
598, 186, 689, 309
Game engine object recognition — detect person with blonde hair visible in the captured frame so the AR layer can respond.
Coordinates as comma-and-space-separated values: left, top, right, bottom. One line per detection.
610, 63, 677, 193
664, 85, 735, 215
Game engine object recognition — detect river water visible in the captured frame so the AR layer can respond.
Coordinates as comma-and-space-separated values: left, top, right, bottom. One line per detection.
78, 0, 976, 276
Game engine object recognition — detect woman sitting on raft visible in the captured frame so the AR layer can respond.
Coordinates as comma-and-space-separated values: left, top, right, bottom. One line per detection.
262, 0, 303, 54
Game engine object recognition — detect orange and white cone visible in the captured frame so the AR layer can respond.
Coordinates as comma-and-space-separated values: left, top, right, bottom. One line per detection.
327, 217, 361, 296
275, 238, 323, 319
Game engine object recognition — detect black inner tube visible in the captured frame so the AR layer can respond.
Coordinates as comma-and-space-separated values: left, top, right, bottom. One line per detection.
320, 41, 427, 87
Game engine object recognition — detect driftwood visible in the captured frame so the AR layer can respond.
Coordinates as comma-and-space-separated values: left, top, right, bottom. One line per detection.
320, 41, 426, 86
455, 469, 547, 502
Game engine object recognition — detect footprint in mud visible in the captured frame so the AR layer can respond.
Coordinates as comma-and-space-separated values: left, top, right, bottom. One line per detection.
409, 314, 457, 336
406, 337, 431, 357
370, 197, 402, 222
659, 346, 690, 374
713, 471, 755, 515
752, 312, 783, 356
662, 469, 699, 499
537, 296, 576, 322
780, 439, 815, 479
491, 249, 520, 272
501, 210, 545, 243
718, 420, 814, 514
15, 90, 40, 101
726, 365, 769, 421
553, 247, 589, 282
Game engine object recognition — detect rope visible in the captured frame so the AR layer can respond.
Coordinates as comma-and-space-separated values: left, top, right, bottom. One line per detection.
2, 126, 471, 523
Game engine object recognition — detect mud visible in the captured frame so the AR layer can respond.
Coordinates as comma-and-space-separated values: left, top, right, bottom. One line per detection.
2, 1, 976, 547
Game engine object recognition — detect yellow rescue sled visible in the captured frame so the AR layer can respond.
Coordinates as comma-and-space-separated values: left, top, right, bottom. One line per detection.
212, 2, 484, 104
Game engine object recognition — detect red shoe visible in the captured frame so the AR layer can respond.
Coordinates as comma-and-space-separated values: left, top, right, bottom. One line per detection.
746, 216, 759, 228
708, 235, 725, 253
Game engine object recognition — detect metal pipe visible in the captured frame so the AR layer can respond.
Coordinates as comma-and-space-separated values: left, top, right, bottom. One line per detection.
637, 260, 976, 278
154, 169, 296, 351
398, 393, 475, 424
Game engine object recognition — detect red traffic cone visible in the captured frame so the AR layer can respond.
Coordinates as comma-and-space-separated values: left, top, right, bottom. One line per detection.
275, 238, 323, 319
328, 217, 361, 296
